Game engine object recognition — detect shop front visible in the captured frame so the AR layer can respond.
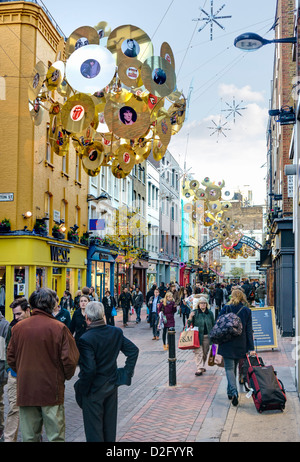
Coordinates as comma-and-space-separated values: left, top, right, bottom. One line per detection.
86, 244, 117, 302
0, 234, 88, 322
147, 262, 158, 291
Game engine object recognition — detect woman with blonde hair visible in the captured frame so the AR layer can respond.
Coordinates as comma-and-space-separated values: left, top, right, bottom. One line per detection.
187, 297, 215, 376
158, 292, 177, 350
218, 288, 255, 406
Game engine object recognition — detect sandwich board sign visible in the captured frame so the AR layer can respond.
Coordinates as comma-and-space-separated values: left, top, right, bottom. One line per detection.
250, 306, 278, 350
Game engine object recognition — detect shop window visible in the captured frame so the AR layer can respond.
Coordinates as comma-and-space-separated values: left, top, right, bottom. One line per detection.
14, 267, 28, 300
36, 267, 46, 289
0, 267, 6, 315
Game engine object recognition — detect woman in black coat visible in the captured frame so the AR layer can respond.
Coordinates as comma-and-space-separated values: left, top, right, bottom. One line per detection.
102, 290, 116, 326
218, 289, 255, 406
70, 294, 89, 347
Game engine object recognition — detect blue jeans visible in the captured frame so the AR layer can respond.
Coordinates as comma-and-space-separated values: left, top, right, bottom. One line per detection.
150, 312, 159, 337
135, 306, 141, 322
223, 358, 240, 398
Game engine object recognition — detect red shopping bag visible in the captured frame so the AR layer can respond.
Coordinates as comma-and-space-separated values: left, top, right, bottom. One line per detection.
178, 326, 200, 350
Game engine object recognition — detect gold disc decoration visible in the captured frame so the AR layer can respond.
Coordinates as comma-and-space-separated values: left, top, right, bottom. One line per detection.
118, 58, 143, 88
28, 61, 46, 101
141, 56, 176, 98
116, 144, 136, 172
94, 21, 111, 40
65, 26, 100, 59
82, 141, 104, 176
45, 61, 64, 91
28, 22, 185, 180
189, 180, 199, 190
66, 44, 116, 94
160, 42, 175, 70
107, 25, 154, 66
61, 93, 95, 133
104, 94, 150, 139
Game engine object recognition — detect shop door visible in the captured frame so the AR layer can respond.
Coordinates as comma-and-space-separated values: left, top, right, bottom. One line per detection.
96, 272, 105, 301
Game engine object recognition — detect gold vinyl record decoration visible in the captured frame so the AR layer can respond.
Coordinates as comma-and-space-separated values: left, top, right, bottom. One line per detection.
107, 24, 154, 66
104, 94, 150, 139
152, 137, 167, 162
53, 127, 70, 157
65, 26, 100, 59
141, 56, 176, 98
82, 141, 104, 176
66, 44, 116, 95
61, 93, 95, 133
29, 98, 44, 126
116, 144, 136, 172
111, 159, 129, 179
28, 61, 47, 101
155, 115, 172, 147
189, 180, 199, 190
45, 61, 64, 91
118, 58, 143, 88
160, 42, 175, 70
94, 21, 111, 40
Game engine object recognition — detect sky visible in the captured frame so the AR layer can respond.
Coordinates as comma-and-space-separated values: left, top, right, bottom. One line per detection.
42, 0, 279, 204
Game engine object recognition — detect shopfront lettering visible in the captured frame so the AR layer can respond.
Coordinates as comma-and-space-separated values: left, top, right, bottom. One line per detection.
50, 245, 70, 264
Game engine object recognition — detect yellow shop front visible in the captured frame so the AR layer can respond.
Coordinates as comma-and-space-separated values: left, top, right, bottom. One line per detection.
0, 235, 87, 322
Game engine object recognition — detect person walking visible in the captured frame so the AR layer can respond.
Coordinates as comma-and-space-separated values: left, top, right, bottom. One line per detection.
7, 288, 79, 442
118, 287, 133, 327
187, 297, 215, 376
74, 301, 139, 442
132, 287, 143, 324
180, 288, 191, 328
5, 298, 31, 442
73, 290, 81, 311
0, 311, 10, 442
102, 290, 117, 326
217, 288, 255, 406
69, 294, 89, 348
214, 283, 224, 320
147, 288, 162, 340
158, 292, 177, 350
60, 290, 74, 312
53, 294, 71, 328
255, 283, 266, 307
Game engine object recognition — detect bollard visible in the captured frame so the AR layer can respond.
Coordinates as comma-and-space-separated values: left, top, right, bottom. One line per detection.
168, 327, 176, 386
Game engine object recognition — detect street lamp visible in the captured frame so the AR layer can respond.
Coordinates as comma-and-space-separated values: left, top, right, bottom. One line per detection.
87, 192, 111, 202
234, 32, 296, 51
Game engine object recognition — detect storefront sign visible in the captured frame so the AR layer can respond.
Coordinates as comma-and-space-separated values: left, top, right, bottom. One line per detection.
50, 245, 70, 264
250, 306, 278, 350
0, 193, 14, 202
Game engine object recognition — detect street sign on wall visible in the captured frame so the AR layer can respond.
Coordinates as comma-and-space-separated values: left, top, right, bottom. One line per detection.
250, 306, 278, 350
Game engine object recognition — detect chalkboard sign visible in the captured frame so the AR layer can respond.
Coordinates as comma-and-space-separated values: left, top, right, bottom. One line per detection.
250, 306, 278, 350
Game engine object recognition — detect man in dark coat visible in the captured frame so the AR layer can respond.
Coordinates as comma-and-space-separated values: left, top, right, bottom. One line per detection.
132, 287, 143, 323
214, 283, 224, 319
118, 287, 133, 327
74, 301, 139, 442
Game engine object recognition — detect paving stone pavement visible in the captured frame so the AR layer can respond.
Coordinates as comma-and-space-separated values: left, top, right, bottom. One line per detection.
3, 305, 300, 443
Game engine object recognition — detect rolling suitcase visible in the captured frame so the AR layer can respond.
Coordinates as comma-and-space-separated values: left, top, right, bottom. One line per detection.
241, 354, 264, 387
245, 354, 286, 413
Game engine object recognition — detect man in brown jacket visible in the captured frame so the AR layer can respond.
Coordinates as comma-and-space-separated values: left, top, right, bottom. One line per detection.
7, 288, 79, 442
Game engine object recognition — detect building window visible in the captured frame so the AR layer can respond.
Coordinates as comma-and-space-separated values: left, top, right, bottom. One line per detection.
75, 154, 81, 183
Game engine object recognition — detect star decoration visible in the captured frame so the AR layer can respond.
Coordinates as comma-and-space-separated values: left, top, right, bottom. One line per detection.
193, 1, 232, 41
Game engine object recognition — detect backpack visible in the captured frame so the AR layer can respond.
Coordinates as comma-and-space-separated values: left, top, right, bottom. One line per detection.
209, 306, 244, 345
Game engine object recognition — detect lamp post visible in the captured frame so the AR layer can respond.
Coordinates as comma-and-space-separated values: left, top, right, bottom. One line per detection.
234, 32, 296, 51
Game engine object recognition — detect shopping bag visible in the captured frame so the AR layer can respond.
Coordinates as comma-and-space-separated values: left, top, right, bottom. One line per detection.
208, 344, 224, 367
111, 306, 117, 316
178, 326, 200, 350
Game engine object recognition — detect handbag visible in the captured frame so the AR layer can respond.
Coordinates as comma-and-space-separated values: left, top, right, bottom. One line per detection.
178, 323, 200, 350
208, 344, 224, 367
209, 306, 244, 345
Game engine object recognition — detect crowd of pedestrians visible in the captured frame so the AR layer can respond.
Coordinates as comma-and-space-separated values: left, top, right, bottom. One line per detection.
0, 277, 266, 442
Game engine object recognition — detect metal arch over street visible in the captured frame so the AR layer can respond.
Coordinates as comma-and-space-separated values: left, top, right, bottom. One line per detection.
199, 236, 262, 254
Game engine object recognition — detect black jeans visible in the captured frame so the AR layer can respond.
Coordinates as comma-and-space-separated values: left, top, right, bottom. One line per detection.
122, 307, 129, 324
162, 326, 169, 345
81, 382, 118, 442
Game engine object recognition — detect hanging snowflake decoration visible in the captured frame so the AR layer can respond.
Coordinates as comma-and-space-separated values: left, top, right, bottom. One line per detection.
222, 97, 247, 123
207, 117, 231, 141
193, 1, 232, 41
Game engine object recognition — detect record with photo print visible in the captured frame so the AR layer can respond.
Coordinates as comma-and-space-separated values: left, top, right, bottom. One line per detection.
111, 159, 129, 179
189, 180, 199, 190
45, 61, 64, 91
61, 93, 95, 133
29, 98, 44, 126
116, 144, 136, 172
82, 141, 104, 176
152, 137, 167, 162
65, 26, 100, 59
53, 127, 70, 157
104, 95, 150, 139
155, 115, 172, 146
141, 56, 176, 98
107, 24, 153, 65
118, 58, 143, 88
94, 21, 111, 40
28, 61, 47, 101
160, 42, 175, 70
66, 44, 116, 94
